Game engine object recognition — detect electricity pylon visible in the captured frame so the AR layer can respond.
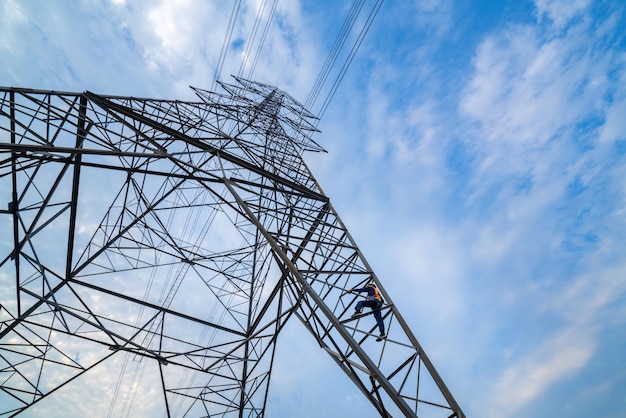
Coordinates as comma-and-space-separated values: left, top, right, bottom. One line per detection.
0, 78, 465, 417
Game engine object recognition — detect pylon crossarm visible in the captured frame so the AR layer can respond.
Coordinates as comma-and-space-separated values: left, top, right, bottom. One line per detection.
83, 91, 328, 203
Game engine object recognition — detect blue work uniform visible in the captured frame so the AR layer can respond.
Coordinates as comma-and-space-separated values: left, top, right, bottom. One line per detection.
352, 285, 385, 335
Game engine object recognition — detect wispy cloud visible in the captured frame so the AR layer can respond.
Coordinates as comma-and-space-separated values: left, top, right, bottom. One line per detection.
453, 2, 626, 415
534, 0, 592, 29
488, 327, 595, 417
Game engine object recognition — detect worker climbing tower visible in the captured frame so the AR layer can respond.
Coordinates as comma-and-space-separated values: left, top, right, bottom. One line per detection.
0, 78, 465, 417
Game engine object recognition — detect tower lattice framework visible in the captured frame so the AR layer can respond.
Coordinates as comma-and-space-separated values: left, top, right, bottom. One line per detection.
0, 78, 465, 417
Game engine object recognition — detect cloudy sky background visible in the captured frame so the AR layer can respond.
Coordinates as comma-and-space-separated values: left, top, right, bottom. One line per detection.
1, 0, 625, 417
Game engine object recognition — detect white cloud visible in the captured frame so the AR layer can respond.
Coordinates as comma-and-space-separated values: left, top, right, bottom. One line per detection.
419, 4, 626, 416
486, 263, 626, 418
0, 0, 27, 52
534, 0, 591, 30
458, 4, 625, 214
0, 1, 26, 29
413, 0, 454, 37
599, 60, 626, 143
599, 95, 626, 143
0, 0, 322, 100
141, 0, 219, 75
462, 23, 589, 147
487, 327, 594, 418
104, 0, 320, 100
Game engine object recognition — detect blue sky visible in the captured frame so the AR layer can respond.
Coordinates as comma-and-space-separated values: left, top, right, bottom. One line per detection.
1, 0, 625, 417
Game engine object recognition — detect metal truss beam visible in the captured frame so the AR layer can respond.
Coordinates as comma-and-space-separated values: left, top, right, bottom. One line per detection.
0, 79, 464, 417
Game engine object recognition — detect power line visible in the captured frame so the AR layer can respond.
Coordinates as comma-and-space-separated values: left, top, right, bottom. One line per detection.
214, 0, 384, 124
248, 0, 279, 80
213, 0, 243, 91
305, 0, 366, 110
315, 0, 384, 121
238, 0, 270, 78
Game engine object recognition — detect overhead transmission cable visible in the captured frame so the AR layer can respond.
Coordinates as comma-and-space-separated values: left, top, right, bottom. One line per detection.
238, 0, 270, 78
304, 0, 366, 111
315, 0, 384, 121
247, 0, 279, 80
213, 0, 243, 90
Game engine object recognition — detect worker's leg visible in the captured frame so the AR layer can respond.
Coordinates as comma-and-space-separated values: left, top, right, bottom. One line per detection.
373, 309, 385, 335
354, 300, 366, 313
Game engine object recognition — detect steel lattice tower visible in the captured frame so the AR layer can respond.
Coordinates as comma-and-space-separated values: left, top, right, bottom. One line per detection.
0, 78, 465, 417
